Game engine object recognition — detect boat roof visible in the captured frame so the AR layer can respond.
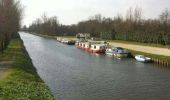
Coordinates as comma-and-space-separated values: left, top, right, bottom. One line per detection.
88, 40, 107, 44
91, 44, 106, 46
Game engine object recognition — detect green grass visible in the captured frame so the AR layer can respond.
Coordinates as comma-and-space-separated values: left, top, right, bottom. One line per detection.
109, 40, 166, 48
31, 33, 57, 39
0, 37, 54, 99
59, 36, 77, 41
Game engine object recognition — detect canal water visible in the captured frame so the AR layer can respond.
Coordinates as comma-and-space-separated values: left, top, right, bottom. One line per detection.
19, 32, 170, 100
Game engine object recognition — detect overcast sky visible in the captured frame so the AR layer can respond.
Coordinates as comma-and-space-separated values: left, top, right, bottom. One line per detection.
21, 0, 170, 26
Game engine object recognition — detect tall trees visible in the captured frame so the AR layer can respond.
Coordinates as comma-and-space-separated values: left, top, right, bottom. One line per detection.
0, 0, 22, 53
159, 9, 170, 34
159, 9, 170, 45
28, 7, 170, 45
29, 15, 59, 36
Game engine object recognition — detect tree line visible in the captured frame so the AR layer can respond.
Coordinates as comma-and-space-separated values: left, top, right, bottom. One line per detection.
27, 14, 77, 36
0, 0, 22, 53
27, 7, 170, 45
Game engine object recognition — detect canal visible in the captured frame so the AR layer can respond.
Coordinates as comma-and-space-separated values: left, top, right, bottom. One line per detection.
20, 32, 170, 100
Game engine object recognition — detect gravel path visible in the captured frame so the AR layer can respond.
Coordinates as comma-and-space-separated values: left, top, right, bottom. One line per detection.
109, 42, 170, 56
0, 61, 13, 80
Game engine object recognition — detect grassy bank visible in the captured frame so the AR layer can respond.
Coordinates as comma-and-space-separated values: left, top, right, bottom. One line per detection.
31, 33, 76, 41
31, 32, 57, 39
0, 36, 54, 99
128, 49, 170, 62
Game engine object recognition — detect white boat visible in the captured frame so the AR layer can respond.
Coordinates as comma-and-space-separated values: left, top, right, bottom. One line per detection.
57, 37, 63, 42
106, 47, 129, 58
61, 38, 69, 44
135, 55, 151, 63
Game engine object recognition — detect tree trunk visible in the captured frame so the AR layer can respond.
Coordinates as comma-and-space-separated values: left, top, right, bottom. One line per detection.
4, 33, 9, 49
1, 41, 4, 54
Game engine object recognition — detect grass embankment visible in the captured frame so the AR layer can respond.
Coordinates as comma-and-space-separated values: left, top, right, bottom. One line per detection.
128, 49, 170, 62
61, 36, 76, 39
31, 32, 57, 39
0, 36, 54, 99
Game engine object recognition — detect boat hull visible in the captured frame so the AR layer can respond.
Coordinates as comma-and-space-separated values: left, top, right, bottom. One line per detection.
135, 56, 151, 63
115, 53, 128, 58
106, 52, 128, 58
89, 49, 105, 54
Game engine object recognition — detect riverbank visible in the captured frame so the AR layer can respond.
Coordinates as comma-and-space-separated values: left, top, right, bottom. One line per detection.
108, 42, 170, 66
28, 33, 170, 66
0, 35, 54, 99
31, 32, 57, 39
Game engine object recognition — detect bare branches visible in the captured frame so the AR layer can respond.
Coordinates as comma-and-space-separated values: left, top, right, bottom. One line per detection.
28, 7, 170, 45
0, 0, 22, 53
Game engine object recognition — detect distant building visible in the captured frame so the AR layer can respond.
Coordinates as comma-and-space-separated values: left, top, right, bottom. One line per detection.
76, 33, 91, 39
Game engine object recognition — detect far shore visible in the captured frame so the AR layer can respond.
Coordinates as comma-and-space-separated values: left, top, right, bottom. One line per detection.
29, 32, 170, 63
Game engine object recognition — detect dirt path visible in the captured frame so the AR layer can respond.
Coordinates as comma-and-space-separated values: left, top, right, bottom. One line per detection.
109, 42, 170, 56
0, 61, 13, 80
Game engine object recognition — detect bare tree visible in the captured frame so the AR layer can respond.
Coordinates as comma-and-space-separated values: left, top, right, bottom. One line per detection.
0, 0, 22, 53
159, 9, 170, 34
134, 7, 142, 23
28, 7, 170, 45
126, 7, 133, 22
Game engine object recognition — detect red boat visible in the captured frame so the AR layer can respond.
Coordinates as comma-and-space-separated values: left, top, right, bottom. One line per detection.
89, 44, 106, 54
76, 41, 108, 54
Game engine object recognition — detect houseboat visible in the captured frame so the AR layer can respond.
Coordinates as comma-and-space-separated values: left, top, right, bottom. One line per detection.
76, 41, 84, 48
76, 42, 83, 49
80, 42, 87, 50
84, 42, 91, 51
89, 44, 106, 54
106, 47, 129, 58
76, 40, 108, 54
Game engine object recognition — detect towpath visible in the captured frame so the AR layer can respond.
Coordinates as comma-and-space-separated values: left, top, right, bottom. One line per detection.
0, 61, 13, 80
109, 42, 170, 56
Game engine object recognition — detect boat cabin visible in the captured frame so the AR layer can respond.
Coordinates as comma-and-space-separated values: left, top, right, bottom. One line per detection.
90, 44, 106, 53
